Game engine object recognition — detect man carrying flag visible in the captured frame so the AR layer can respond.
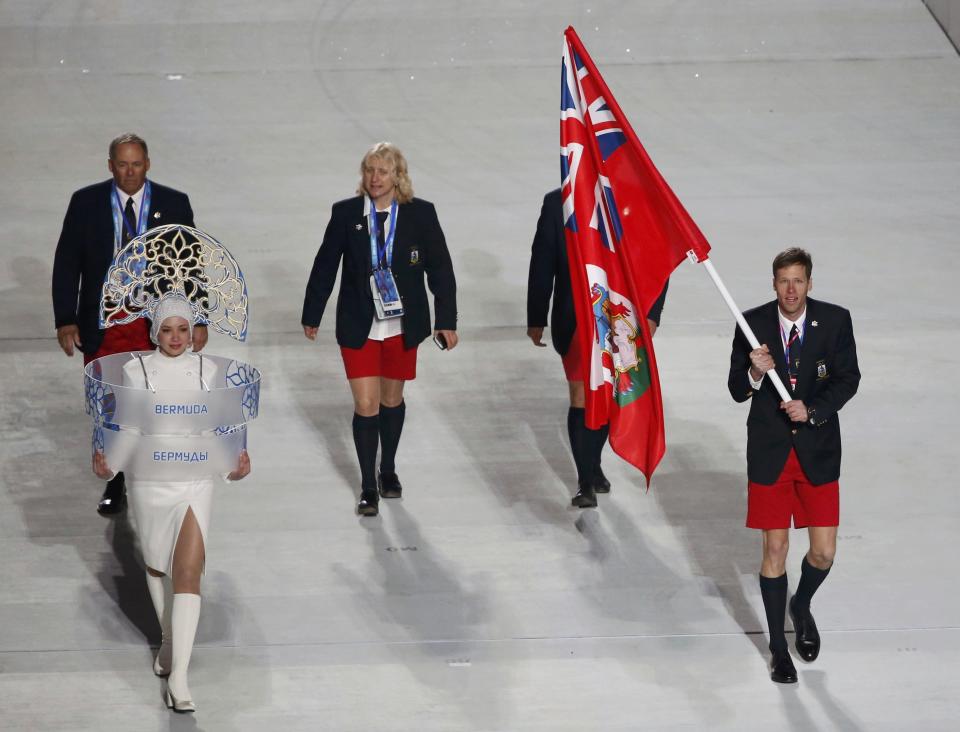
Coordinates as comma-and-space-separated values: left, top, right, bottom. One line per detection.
558, 26, 711, 494
558, 26, 861, 687
729, 248, 860, 683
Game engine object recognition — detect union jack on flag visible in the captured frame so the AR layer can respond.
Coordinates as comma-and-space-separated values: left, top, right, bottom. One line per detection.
560, 26, 712, 482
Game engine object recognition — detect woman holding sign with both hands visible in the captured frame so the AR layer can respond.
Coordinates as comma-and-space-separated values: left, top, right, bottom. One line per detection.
302, 142, 458, 516
93, 295, 252, 713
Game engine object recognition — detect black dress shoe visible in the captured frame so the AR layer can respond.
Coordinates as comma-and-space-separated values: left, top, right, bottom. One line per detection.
571, 482, 597, 508
378, 471, 402, 499
789, 595, 821, 662
592, 468, 611, 494
769, 649, 798, 684
357, 490, 379, 517
97, 472, 126, 516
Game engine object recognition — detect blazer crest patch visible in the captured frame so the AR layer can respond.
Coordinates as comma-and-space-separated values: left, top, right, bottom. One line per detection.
409, 247, 420, 265
816, 359, 828, 379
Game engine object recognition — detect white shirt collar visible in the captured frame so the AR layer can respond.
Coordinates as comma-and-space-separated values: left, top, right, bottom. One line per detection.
115, 183, 146, 210
362, 196, 399, 239
778, 306, 806, 340
363, 195, 397, 216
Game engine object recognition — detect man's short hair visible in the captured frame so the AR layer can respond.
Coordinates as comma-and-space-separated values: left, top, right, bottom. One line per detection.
109, 133, 149, 160
772, 247, 812, 279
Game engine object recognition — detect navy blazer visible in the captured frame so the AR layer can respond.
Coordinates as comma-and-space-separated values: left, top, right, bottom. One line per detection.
728, 298, 860, 485
51, 179, 195, 355
526, 188, 668, 356
301, 196, 457, 349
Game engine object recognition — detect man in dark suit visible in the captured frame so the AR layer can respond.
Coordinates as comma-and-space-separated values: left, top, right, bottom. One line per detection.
526, 188, 667, 508
52, 133, 204, 515
728, 247, 860, 684
302, 142, 458, 516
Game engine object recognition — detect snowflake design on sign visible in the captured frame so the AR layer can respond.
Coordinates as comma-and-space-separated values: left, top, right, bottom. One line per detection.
84, 369, 116, 424
225, 360, 261, 421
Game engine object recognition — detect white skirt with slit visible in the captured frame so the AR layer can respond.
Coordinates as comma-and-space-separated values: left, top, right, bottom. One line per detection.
127, 477, 214, 575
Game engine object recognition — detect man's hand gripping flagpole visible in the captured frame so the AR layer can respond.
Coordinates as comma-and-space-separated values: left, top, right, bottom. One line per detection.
687, 250, 792, 403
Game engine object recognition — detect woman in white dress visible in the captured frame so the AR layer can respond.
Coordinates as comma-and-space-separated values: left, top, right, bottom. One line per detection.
93, 296, 250, 713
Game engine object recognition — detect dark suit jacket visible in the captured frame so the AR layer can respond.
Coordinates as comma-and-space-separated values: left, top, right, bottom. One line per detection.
51, 179, 195, 355
301, 196, 457, 349
526, 188, 668, 356
728, 298, 860, 485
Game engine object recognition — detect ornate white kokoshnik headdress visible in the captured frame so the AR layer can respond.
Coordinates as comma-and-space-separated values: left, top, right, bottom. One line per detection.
99, 224, 249, 341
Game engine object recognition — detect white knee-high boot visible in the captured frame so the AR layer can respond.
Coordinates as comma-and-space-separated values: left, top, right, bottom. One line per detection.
144, 573, 172, 676
166, 593, 201, 713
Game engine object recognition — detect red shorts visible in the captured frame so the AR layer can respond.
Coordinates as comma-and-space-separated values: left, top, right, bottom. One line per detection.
83, 321, 153, 365
340, 335, 418, 380
747, 449, 839, 530
561, 336, 584, 382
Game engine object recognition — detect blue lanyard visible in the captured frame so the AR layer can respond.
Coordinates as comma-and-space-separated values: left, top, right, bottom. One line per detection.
368, 198, 398, 270
112, 181, 152, 250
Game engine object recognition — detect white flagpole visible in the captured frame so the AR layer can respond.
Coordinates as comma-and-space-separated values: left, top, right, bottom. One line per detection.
687, 251, 792, 403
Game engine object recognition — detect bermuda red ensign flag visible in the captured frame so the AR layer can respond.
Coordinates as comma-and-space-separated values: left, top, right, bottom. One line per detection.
560, 27, 711, 482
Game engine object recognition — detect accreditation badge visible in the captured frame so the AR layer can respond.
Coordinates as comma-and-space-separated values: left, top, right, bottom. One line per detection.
370, 268, 403, 320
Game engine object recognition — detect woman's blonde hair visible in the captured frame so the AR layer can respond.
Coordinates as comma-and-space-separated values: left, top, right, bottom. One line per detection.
356, 141, 414, 203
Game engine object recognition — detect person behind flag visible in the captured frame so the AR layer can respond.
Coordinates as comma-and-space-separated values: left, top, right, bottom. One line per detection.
728, 247, 860, 684
559, 27, 709, 486
526, 187, 668, 508
302, 142, 458, 517
52, 133, 206, 516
